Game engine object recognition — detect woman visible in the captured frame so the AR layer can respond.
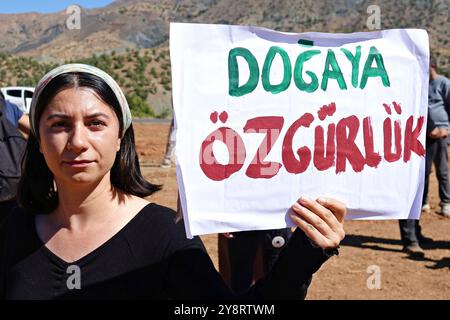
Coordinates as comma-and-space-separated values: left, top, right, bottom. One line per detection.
0, 64, 346, 299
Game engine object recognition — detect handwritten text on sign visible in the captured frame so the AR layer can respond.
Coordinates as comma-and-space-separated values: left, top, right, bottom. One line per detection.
170, 24, 429, 237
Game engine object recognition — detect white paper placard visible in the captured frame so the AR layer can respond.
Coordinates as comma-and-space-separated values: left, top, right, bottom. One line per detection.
170, 23, 429, 237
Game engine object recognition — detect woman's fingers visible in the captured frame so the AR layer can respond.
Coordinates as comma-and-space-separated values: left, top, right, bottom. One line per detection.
298, 197, 343, 233
290, 196, 346, 250
292, 201, 334, 237
289, 210, 340, 249
289, 211, 323, 243
316, 197, 347, 223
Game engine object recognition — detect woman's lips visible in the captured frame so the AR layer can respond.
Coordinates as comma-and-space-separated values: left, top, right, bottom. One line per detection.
63, 160, 95, 167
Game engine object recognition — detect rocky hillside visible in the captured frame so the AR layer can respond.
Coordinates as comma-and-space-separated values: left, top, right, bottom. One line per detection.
0, 0, 449, 117
0, 0, 448, 59
0, 47, 172, 117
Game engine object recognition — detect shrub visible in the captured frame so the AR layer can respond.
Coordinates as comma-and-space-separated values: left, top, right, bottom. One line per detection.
126, 93, 155, 118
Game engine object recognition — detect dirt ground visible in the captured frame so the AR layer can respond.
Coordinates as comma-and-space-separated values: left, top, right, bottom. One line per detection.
134, 122, 450, 300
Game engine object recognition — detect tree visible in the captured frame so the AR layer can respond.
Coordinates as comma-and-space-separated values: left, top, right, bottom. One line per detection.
127, 93, 155, 118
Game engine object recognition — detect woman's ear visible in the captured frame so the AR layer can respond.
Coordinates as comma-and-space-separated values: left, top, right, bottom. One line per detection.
116, 138, 121, 152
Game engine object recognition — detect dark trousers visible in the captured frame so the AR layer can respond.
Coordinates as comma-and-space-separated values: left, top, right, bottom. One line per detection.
399, 219, 422, 246
227, 228, 292, 294
422, 137, 450, 205
399, 136, 449, 245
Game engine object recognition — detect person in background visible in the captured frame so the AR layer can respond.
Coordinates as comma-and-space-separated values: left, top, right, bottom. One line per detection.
161, 117, 175, 168
0, 91, 29, 222
398, 55, 449, 255
0, 91, 30, 136
422, 55, 450, 217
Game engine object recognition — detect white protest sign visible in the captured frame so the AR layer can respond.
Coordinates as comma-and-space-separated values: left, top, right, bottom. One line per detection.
170, 23, 429, 238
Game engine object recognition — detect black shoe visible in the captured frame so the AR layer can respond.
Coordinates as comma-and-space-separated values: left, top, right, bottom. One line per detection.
402, 243, 424, 257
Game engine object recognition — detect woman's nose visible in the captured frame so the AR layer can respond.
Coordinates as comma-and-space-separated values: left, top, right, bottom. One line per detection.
67, 123, 89, 152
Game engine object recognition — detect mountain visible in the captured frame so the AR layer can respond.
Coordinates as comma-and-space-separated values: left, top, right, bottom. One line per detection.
0, 0, 449, 117
0, 0, 449, 61
0, 0, 212, 61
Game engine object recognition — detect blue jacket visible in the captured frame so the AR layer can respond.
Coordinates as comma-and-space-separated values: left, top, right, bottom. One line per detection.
427, 75, 450, 133
2, 100, 23, 128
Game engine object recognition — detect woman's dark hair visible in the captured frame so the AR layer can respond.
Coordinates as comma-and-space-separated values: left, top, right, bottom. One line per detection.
18, 72, 161, 214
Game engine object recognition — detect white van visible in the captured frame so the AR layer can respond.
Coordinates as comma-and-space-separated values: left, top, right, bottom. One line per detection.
0, 86, 35, 114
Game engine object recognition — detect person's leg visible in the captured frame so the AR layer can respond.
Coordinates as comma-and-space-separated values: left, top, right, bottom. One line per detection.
415, 219, 433, 244
409, 138, 437, 243
422, 137, 436, 207
162, 119, 175, 167
227, 230, 260, 294
398, 138, 434, 252
434, 137, 450, 215
399, 219, 423, 255
399, 219, 419, 246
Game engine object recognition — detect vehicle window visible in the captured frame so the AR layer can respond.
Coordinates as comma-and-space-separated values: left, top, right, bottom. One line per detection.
6, 89, 21, 97
25, 90, 33, 99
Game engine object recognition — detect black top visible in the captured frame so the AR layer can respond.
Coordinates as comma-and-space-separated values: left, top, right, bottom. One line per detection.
0, 203, 331, 300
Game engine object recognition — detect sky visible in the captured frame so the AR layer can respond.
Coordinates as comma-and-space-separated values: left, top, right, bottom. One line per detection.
0, 0, 115, 14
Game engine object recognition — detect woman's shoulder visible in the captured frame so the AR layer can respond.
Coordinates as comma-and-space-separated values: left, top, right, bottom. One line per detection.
122, 196, 179, 233
133, 202, 187, 240
123, 201, 204, 258
134, 201, 178, 225
1, 206, 33, 231
0, 206, 41, 268
1, 207, 39, 247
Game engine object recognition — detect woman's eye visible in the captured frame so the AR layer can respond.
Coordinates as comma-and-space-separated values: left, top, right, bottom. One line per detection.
51, 121, 70, 128
88, 120, 106, 128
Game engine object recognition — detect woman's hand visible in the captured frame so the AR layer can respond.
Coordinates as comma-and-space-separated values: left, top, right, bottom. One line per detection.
289, 196, 346, 250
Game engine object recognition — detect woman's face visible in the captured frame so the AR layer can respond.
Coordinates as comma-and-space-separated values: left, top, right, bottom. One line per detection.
38, 87, 121, 186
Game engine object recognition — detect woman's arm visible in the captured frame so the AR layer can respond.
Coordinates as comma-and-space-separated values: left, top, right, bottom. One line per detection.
17, 113, 30, 138
248, 197, 346, 299
167, 197, 346, 299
